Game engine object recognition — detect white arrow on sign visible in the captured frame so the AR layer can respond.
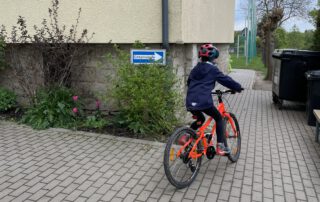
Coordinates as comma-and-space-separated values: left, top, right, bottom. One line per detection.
154, 53, 162, 61
133, 53, 162, 61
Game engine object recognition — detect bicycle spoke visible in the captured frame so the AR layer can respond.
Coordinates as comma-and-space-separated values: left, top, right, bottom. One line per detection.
172, 158, 191, 180
173, 162, 184, 179
163, 127, 202, 188
224, 113, 241, 162
169, 158, 180, 171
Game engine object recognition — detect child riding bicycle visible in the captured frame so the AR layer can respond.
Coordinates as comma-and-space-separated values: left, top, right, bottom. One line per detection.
186, 44, 243, 156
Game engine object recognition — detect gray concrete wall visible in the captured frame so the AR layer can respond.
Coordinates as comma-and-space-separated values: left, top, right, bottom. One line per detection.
0, 45, 44, 106
0, 43, 230, 111
215, 44, 231, 73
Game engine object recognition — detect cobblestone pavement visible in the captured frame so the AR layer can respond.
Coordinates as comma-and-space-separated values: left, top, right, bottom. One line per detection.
1, 69, 320, 202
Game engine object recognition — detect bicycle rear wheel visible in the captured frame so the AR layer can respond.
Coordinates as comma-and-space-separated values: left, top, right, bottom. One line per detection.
163, 127, 202, 189
224, 113, 241, 162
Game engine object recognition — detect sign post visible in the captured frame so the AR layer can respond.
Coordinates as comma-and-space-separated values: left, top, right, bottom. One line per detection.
131, 49, 166, 65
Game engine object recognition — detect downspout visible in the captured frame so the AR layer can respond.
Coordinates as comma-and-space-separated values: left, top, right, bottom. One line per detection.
162, 0, 169, 50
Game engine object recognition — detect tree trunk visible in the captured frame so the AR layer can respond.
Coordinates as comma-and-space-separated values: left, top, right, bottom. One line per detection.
265, 30, 274, 80
262, 47, 266, 66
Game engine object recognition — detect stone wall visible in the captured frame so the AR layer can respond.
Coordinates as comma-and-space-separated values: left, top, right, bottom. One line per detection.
215, 44, 230, 73
0, 43, 230, 111
0, 45, 44, 106
70, 45, 115, 111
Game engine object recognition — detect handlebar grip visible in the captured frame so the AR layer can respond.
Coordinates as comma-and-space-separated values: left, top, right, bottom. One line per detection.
211, 89, 242, 95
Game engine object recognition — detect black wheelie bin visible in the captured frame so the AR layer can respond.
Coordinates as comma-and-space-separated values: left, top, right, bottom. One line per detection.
305, 70, 320, 126
272, 49, 320, 108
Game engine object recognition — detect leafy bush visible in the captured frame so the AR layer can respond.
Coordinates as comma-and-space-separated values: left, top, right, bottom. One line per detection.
83, 115, 109, 130
0, 87, 16, 112
108, 44, 179, 135
82, 100, 109, 129
22, 87, 82, 129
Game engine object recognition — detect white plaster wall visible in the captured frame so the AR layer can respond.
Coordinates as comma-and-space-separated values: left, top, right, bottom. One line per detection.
0, 0, 235, 44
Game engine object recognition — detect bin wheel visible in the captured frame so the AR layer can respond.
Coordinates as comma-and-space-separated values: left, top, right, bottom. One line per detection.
278, 99, 283, 110
272, 93, 279, 104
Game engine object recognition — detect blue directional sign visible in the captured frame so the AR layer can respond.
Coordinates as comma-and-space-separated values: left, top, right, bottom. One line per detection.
131, 49, 166, 65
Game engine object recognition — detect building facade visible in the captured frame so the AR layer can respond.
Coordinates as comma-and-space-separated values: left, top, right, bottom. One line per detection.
0, 0, 235, 110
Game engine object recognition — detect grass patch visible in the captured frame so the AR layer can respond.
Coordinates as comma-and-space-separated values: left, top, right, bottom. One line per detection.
230, 54, 267, 76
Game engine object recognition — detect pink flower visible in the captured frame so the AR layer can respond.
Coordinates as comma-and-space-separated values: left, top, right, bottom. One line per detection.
96, 100, 101, 109
72, 107, 78, 113
73, 96, 78, 101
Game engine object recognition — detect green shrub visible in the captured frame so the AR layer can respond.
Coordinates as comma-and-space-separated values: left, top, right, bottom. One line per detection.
83, 115, 109, 130
0, 87, 16, 112
82, 102, 110, 130
108, 45, 179, 135
22, 87, 82, 129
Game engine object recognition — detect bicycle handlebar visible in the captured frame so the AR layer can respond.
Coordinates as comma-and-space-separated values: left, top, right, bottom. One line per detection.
211, 89, 237, 95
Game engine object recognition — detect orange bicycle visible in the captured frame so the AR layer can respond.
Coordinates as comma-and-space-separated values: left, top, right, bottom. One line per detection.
163, 89, 241, 189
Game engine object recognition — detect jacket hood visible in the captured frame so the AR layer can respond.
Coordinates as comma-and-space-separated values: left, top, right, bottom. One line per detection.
192, 62, 213, 80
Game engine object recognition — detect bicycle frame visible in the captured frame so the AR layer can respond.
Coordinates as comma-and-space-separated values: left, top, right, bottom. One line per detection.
177, 96, 238, 159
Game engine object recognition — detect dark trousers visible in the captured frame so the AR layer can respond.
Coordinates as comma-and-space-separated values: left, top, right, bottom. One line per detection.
189, 107, 224, 143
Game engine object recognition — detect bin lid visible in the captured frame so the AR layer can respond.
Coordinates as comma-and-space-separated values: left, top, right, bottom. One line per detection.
272, 49, 298, 58
296, 50, 320, 57
272, 49, 320, 59
305, 70, 320, 80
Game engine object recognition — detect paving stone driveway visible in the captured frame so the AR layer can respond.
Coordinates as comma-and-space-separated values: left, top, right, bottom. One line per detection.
1, 69, 320, 202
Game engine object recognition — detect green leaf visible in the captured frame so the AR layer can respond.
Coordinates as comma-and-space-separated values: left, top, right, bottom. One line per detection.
57, 102, 65, 110
22, 87, 82, 129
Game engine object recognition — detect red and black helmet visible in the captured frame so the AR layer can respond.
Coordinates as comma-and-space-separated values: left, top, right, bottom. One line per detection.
198, 44, 219, 60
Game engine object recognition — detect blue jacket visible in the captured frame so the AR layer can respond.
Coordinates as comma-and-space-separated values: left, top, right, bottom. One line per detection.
186, 62, 242, 110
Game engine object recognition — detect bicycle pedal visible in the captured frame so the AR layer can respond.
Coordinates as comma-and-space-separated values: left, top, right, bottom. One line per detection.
206, 146, 216, 159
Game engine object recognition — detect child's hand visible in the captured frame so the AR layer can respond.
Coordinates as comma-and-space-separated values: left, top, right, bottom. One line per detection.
235, 88, 244, 93
239, 87, 244, 92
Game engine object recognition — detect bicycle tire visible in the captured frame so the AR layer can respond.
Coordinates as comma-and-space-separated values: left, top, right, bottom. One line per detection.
224, 113, 241, 162
163, 127, 202, 189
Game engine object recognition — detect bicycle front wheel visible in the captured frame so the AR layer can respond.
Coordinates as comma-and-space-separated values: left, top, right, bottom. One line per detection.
163, 127, 202, 189
224, 113, 241, 162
